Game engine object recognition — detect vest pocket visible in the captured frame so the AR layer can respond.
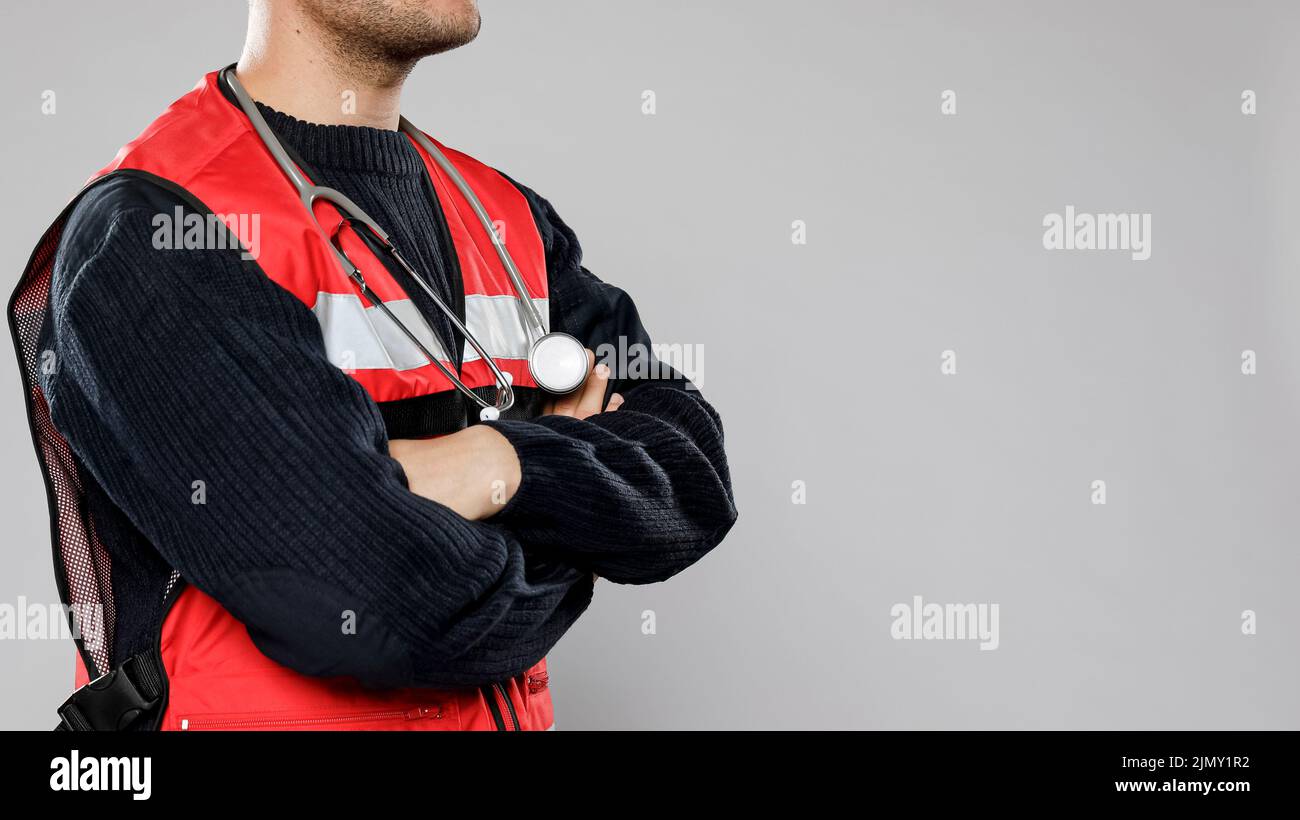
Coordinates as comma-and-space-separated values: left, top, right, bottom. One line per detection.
177, 704, 453, 731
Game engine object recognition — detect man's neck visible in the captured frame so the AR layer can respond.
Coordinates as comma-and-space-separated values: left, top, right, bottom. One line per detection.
235, 1, 411, 130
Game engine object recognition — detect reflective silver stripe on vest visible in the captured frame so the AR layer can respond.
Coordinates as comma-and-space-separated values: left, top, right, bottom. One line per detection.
460, 294, 550, 364
312, 291, 549, 372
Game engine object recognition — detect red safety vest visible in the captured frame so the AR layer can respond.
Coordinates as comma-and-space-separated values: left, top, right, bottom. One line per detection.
19, 70, 556, 730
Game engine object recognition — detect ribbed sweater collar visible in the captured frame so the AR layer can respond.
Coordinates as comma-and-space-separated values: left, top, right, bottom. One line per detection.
256, 103, 426, 177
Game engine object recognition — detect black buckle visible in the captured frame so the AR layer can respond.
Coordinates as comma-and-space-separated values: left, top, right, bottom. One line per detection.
57, 659, 160, 732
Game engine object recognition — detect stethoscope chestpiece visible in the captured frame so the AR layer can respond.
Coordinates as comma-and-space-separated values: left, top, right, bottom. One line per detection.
528, 332, 589, 396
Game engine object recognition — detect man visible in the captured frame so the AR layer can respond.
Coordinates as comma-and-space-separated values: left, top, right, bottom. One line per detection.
10, 0, 735, 731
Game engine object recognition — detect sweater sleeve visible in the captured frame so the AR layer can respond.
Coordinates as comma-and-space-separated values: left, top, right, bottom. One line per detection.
42, 176, 592, 689
484, 180, 738, 584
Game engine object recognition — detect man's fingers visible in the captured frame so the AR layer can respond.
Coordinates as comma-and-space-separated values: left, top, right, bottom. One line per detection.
574, 362, 610, 419
549, 348, 595, 417
541, 350, 619, 419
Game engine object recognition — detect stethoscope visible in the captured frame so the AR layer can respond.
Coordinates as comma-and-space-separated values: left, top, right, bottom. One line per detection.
223, 68, 588, 421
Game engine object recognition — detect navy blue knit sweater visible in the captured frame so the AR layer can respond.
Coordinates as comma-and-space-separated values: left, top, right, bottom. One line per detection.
38, 104, 736, 688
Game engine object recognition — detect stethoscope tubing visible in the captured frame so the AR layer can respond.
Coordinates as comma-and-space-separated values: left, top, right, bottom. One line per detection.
399, 121, 549, 342
222, 68, 521, 416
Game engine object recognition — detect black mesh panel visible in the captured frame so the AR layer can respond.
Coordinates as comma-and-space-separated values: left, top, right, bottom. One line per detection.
9, 207, 116, 679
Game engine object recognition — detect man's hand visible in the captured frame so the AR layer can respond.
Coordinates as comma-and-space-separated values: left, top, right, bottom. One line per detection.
543, 349, 624, 419
391, 349, 622, 519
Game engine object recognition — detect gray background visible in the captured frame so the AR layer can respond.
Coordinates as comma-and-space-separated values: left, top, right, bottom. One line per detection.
1, 0, 1298, 729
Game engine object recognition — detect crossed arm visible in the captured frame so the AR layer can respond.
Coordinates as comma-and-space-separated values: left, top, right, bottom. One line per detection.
390, 351, 624, 522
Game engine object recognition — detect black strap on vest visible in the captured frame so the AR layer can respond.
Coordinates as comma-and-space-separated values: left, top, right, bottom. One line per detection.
54, 651, 165, 731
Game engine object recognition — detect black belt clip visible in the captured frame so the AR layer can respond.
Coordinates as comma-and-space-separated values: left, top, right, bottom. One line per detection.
56, 654, 162, 732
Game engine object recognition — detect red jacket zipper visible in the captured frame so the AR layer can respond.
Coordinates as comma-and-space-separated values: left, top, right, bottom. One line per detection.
180, 706, 442, 730
526, 672, 549, 695
493, 683, 520, 731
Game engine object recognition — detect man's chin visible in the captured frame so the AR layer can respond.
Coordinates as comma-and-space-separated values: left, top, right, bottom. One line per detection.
308, 0, 483, 62
407, 9, 481, 58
